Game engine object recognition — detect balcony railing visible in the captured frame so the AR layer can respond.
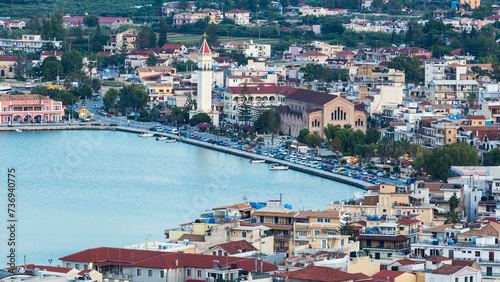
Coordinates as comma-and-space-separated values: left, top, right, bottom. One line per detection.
103, 273, 133, 279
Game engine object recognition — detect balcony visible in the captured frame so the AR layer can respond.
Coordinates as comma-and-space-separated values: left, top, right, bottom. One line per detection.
103, 273, 133, 280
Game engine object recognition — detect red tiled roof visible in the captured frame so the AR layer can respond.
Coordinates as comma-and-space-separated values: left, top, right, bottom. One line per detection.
208, 240, 257, 255
371, 270, 407, 281
397, 218, 420, 225
0, 56, 18, 62
59, 247, 277, 272
7, 264, 73, 273
225, 9, 250, 13
199, 39, 211, 54
161, 43, 184, 50
212, 203, 252, 211
392, 258, 420, 265
273, 266, 361, 282
41, 51, 63, 56
227, 85, 293, 95
431, 265, 466, 275
77, 269, 93, 276
426, 256, 452, 263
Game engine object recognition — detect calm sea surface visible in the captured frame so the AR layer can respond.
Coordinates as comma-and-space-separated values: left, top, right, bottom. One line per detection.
0, 130, 361, 267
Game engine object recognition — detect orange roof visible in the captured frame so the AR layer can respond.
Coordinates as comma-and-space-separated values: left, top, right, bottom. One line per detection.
426, 256, 452, 263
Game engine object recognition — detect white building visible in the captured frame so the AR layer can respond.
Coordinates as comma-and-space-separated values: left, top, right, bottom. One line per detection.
0, 35, 62, 53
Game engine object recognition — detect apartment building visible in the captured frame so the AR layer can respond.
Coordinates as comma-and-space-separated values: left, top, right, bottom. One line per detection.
252, 205, 296, 255
0, 34, 62, 53
428, 80, 479, 105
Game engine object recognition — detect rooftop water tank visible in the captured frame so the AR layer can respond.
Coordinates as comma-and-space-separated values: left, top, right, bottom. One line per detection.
284, 204, 292, 209
372, 226, 379, 232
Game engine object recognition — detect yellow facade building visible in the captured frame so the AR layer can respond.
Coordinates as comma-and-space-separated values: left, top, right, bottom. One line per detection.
146, 83, 173, 108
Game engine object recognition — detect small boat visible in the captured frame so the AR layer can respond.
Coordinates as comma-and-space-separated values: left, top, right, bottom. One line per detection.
156, 137, 168, 141
138, 132, 154, 137
250, 159, 266, 164
270, 164, 288, 170
15, 128, 22, 133
164, 138, 176, 143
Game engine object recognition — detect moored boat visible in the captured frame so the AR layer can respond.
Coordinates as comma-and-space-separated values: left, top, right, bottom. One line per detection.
15, 128, 22, 133
164, 138, 176, 143
156, 137, 168, 141
138, 132, 154, 137
250, 159, 266, 164
270, 164, 288, 170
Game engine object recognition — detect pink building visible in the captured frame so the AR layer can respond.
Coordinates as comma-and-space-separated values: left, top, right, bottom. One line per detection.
172, 13, 200, 27
0, 94, 64, 124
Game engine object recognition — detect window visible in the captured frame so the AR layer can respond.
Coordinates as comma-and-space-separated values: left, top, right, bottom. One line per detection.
242, 231, 247, 238
160, 271, 164, 278
455, 278, 458, 282
3, 106, 6, 111
197, 270, 202, 278
75, 264, 79, 270
400, 227, 404, 231
470, 276, 473, 282
318, 218, 324, 222
465, 277, 468, 282
148, 270, 153, 277
83, 264, 87, 269
314, 230, 320, 235
137, 269, 141, 276
186, 269, 191, 277
54, 106, 60, 110
66, 263, 71, 268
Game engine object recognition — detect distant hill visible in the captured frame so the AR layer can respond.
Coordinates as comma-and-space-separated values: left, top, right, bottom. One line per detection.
0, 0, 156, 19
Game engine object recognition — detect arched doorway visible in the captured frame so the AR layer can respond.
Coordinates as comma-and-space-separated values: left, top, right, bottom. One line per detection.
24, 115, 33, 123
13, 115, 22, 123
0, 70, 4, 77
34, 115, 42, 123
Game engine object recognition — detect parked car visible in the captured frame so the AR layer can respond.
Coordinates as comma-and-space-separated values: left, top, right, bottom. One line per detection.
106, 113, 112, 117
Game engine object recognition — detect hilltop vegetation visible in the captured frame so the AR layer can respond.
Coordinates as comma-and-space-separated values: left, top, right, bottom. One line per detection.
0, 0, 152, 18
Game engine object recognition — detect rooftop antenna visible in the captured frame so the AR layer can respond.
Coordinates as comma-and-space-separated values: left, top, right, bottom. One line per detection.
280, 193, 283, 207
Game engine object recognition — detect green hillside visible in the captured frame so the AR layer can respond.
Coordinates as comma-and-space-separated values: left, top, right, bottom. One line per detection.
0, 0, 156, 18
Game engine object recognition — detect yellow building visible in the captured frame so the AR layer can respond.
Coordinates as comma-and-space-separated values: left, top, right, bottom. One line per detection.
252, 206, 296, 255
293, 209, 346, 254
466, 115, 487, 126
330, 184, 437, 226
194, 9, 222, 24
146, 83, 173, 108
461, 0, 480, 9
0, 55, 17, 77
166, 221, 222, 241
229, 224, 275, 254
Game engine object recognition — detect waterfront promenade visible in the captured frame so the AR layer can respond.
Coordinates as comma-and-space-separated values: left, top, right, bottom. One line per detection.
0, 124, 370, 189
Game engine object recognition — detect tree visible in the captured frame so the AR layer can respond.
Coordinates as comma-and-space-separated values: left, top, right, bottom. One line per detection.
306, 133, 323, 148
205, 24, 219, 46
414, 142, 479, 181
54, 91, 77, 106
320, 17, 345, 35
61, 50, 83, 76
189, 113, 212, 126
467, 91, 477, 107
83, 15, 99, 27
41, 56, 62, 80
339, 213, 355, 237
103, 88, 119, 112
387, 55, 424, 84
79, 85, 93, 99
14, 52, 27, 78
91, 78, 101, 93
158, 18, 168, 47
118, 84, 148, 111
297, 128, 310, 144
324, 124, 341, 145
148, 29, 158, 48
238, 84, 253, 124
146, 52, 158, 67
484, 148, 500, 166
254, 109, 279, 134
445, 195, 461, 224
365, 128, 381, 144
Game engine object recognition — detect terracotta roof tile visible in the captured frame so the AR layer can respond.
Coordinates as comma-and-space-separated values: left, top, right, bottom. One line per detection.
431, 265, 466, 275
207, 240, 257, 255
273, 266, 361, 282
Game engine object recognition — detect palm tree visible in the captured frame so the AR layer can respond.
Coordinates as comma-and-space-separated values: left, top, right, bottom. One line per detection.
467, 91, 477, 107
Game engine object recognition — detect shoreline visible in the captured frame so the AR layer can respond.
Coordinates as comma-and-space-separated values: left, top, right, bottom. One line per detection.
0, 125, 369, 189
